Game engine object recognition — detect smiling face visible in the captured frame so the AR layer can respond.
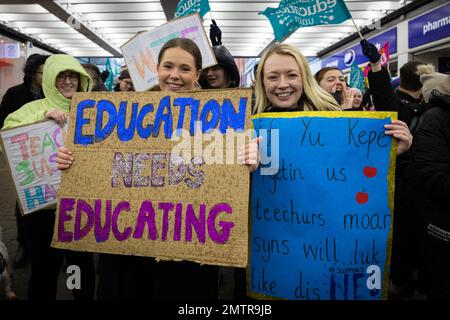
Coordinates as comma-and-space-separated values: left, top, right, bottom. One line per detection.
319, 69, 346, 93
204, 65, 226, 88
55, 70, 79, 99
263, 53, 303, 109
157, 47, 200, 92
352, 89, 362, 108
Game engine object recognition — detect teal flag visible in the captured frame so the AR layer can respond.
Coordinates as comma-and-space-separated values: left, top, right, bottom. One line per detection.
350, 63, 365, 92
174, 0, 210, 18
260, 0, 352, 41
104, 58, 114, 91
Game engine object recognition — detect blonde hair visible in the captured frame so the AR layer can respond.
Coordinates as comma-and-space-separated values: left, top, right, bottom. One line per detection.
255, 44, 341, 114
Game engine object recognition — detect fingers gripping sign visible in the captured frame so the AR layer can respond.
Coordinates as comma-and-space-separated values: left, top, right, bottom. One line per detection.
56, 146, 74, 170
384, 120, 413, 155
239, 136, 263, 173
45, 109, 67, 128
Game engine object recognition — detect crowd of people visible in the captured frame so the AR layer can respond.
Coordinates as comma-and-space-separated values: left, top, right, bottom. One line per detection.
1, 20, 449, 300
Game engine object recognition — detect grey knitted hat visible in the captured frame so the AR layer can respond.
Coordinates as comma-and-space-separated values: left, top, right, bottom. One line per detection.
417, 64, 450, 102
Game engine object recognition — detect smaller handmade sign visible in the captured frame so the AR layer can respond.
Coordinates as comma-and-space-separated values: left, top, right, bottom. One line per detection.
0, 120, 67, 215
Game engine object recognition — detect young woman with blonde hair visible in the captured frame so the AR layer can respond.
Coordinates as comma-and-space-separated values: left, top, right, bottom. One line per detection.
254, 44, 341, 114
254, 43, 411, 155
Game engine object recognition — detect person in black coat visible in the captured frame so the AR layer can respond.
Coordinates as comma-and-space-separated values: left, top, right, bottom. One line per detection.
361, 40, 429, 129
0, 53, 49, 270
0, 54, 49, 127
82, 63, 109, 92
360, 40, 429, 298
412, 66, 450, 299
198, 20, 240, 90
198, 20, 247, 300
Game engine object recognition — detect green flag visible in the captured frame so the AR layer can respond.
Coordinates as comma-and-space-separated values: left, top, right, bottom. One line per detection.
260, 0, 352, 41
174, 0, 211, 18
104, 58, 114, 91
350, 63, 365, 92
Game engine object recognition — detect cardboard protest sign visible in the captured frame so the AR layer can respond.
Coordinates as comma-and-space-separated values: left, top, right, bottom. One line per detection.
248, 112, 397, 300
121, 13, 216, 92
51, 89, 252, 267
0, 121, 67, 215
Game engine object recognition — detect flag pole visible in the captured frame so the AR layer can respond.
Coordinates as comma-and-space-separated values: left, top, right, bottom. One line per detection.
351, 17, 364, 40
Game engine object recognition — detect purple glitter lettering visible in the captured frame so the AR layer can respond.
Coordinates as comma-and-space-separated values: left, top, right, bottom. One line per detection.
133, 153, 151, 187
111, 152, 133, 188
185, 157, 205, 189
168, 154, 186, 186
151, 153, 167, 187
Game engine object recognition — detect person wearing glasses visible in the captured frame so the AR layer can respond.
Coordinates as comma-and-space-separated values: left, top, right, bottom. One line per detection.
114, 69, 134, 92
0, 54, 49, 271
2, 54, 95, 300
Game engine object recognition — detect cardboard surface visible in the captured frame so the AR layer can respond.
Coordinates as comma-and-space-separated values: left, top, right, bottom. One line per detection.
52, 89, 252, 267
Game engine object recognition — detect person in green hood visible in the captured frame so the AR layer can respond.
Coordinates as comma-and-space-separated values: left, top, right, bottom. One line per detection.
3, 54, 92, 129
2, 54, 95, 300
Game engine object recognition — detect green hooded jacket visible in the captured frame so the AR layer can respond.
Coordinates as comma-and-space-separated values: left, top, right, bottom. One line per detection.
2, 54, 92, 129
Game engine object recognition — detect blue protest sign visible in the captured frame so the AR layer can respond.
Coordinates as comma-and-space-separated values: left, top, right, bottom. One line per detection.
249, 112, 397, 300
260, 0, 352, 41
408, 3, 450, 49
174, 0, 211, 18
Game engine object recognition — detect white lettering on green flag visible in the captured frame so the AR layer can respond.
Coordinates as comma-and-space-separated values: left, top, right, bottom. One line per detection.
175, 0, 211, 18
260, 0, 352, 41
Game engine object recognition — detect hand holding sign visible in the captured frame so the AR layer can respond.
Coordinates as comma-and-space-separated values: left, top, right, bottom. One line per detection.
52, 89, 252, 267
56, 146, 73, 170
384, 120, 413, 155
239, 136, 263, 172
44, 109, 67, 128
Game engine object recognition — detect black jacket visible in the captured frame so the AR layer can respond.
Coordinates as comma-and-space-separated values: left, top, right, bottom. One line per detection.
368, 67, 429, 258
198, 45, 240, 89
93, 82, 108, 92
412, 91, 450, 241
368, 67, 429, 131
0, 83, 42, 128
